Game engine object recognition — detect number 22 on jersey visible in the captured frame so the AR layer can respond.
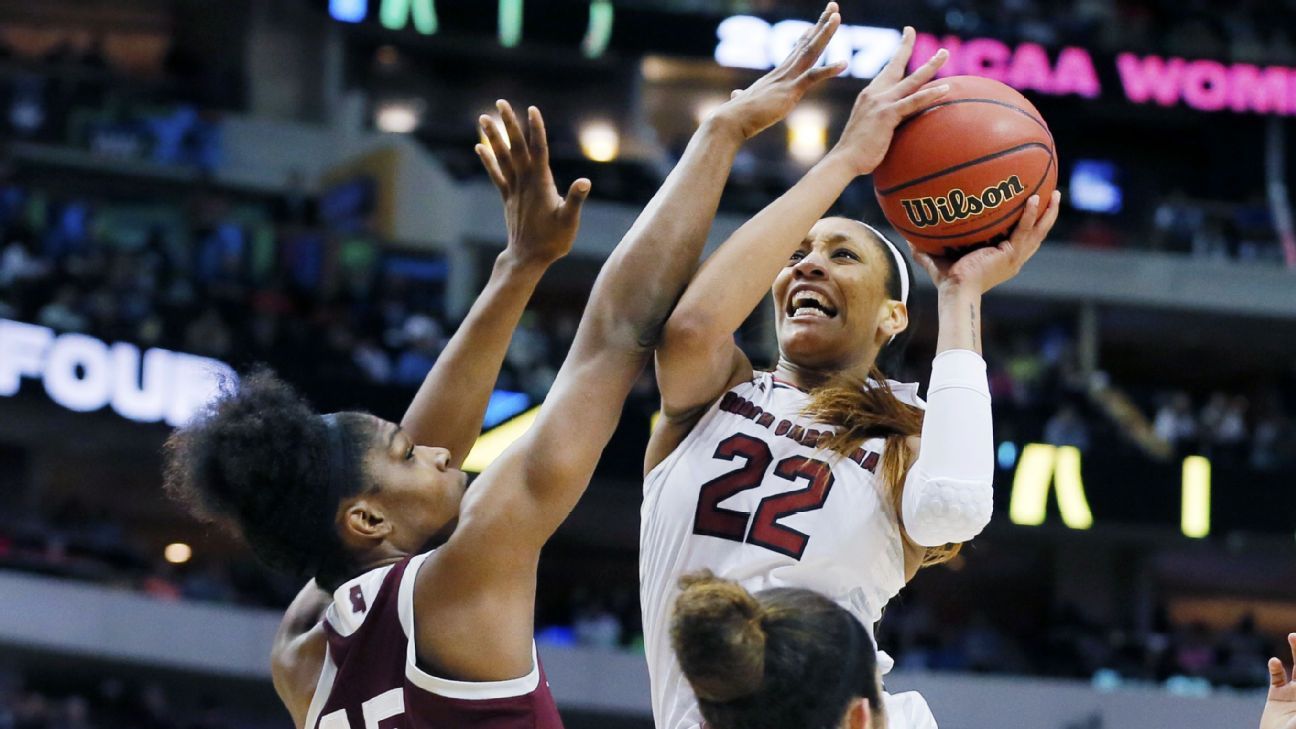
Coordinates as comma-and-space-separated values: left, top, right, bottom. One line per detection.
692, 433, 834, 560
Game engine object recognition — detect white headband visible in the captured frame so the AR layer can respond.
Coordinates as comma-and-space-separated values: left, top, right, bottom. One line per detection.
857, 222, 909, 348
861, 223, 909, 305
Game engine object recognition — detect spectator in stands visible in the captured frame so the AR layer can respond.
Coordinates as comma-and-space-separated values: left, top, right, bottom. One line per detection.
0, 237, 48, 290
574, 599, 623, 650
1044, 403, 1091, 451
962, 611, 1010, 673
1154, 392, 1198, 453
1201, 393, 1249, 461
1006, 335, 1047, 406
1152, 191, 1204, 253
352, 336, 393, 384
36, 285, 88, 333
182, 306, 233, 360
1174, 622, 1218, 678
388, 312, 441, 386
1220, 615, 1271, 688
1251, 413, 1289, 471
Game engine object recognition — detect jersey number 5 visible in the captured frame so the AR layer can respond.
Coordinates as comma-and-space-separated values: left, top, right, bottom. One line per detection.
319, 688, 404, 729
692, 433, 834, 560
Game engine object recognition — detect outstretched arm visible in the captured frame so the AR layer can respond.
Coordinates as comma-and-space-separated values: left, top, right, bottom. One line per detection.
412, 3, 854, 684
457, 4, 853, 549
655, 28, 949, 424
400, 100, 589, 467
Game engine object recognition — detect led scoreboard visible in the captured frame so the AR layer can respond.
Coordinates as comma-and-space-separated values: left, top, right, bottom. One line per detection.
327, 0, 616, 57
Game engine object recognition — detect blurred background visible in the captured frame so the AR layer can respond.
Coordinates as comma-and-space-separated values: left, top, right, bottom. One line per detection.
1, 0, 1295, 727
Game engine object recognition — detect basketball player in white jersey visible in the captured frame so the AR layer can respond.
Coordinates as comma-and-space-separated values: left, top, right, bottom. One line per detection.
638, 16, 1062, 729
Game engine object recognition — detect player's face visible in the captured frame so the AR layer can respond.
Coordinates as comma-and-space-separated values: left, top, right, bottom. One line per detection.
360, 417, 469, 552
772, 218, 901, 371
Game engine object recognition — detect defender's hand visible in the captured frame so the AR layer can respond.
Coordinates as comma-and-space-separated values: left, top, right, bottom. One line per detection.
477, 100, 590, 268
710, 3, 847, 142
909, 190, 1061, 295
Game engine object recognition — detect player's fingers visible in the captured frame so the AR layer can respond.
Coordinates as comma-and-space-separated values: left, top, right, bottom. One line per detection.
1287, 633, 1296, 666
780, 3, 837, 73
1014, 194, 1043, 237
1008, 195, 1047, 266
801, 60, 849, 87
527, 106, 550, 168
793, 10, 841, 74
731, 88, 743, 99
875, 26, 916, 85
1271, 657, 1288, 687
561, 178, 592, 222
475, 144, 509, 192
890, 48, 948, 99
497, 100, 531, 169
1034, 190, 1063, 239
906, 241, 942, 278
891, 83, 949, 118
480, 115, 515, 182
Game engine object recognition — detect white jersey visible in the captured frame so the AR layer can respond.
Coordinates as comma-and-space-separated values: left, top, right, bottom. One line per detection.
641, 371, 936, 729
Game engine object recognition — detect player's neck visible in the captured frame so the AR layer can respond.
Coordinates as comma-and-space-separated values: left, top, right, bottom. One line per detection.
773, 357, 875, 391
348, 544, 412, 580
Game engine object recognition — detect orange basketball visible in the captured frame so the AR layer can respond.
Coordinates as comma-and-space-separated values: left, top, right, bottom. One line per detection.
873, 75, 1058, 256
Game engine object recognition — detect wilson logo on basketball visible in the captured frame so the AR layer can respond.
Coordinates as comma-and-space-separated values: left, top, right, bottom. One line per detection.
899, 175, 1027, 229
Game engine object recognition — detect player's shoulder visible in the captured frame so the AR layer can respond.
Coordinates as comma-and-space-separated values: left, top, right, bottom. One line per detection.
884, 379, 925, 408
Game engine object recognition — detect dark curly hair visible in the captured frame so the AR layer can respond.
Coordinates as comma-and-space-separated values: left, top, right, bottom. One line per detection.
163, 368, 375, 588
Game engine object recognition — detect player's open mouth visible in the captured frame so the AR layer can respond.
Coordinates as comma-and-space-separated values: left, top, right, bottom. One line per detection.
786, 287, 838, 320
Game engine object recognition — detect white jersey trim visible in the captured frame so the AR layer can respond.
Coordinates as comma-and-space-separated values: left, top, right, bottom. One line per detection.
327, 562, 397, 638
303, 644, 338, 729
397, 551, 542, 701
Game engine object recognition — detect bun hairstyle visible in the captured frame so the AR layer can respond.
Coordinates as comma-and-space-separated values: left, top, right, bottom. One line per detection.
671, 572, 768, 702
671, 572, 882, 729
163, 368, 374, 588
803, 221, 962, 569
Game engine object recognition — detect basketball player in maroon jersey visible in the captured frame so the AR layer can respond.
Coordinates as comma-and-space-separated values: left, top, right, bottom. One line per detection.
163, 7, 848, 727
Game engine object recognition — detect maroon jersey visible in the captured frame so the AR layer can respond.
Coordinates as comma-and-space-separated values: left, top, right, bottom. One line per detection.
304, 552, 564, 729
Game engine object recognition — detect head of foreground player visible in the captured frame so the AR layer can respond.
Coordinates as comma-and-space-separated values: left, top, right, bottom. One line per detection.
671, 572, 886, 729
773, 216, 915, 378
164, 369, 466, 589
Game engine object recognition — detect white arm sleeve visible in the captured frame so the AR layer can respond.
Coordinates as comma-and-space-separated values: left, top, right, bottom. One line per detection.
901, 349, 995, 547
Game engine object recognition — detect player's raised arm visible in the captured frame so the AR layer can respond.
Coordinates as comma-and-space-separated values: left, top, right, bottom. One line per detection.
493, 3, 853, 532
399, 100, 589, 466
655, 28, 948, 423
445, 4, 852, 543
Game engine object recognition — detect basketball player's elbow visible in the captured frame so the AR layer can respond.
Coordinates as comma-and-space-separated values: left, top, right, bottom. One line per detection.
901, 471, 994, 547
662, 307, 727, 356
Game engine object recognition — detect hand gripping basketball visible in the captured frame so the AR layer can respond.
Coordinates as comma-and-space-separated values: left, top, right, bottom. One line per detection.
872, 74, 1060, 255
826, 26, 950, 178
908, 189, 1060, 296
